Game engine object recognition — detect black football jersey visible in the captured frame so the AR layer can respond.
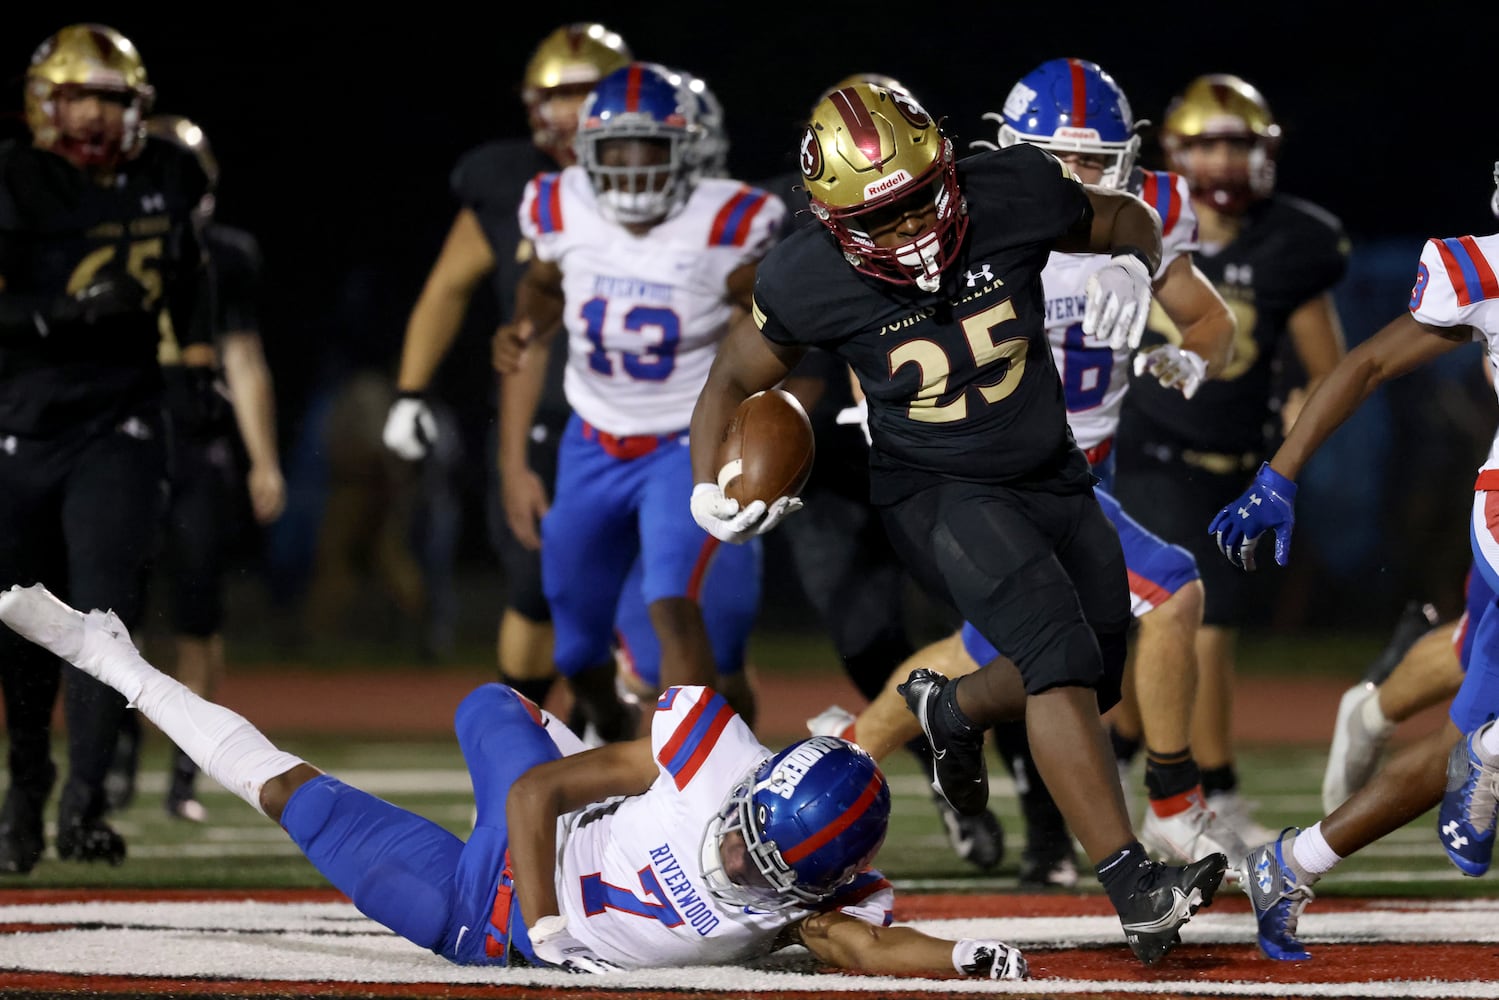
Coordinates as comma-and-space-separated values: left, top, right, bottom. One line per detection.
449, 138, 568, 421
754, 144, 1095, 504
0, 137, 209, 436
1121, 194, 1349, 453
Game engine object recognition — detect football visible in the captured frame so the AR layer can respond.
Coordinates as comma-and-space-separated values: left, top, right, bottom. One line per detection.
715, 388, 815, 508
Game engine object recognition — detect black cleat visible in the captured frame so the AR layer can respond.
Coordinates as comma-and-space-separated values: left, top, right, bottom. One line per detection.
1117, 853, 1227, 966
899, 668, 989, 815
932, 791, 1005, 870
55, 815, 126, 866
0, 790, 46, 875
1018, 837, 1080, 890
1361, 599, 1439, 686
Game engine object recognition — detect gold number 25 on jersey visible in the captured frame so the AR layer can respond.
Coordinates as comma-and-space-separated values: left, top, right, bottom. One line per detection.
887, 300, 1029, 423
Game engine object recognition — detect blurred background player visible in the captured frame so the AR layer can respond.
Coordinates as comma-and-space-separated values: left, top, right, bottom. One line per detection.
1208, 161, 1499, 960
383, 23, 630, 710
496, 62, 784, 737
1112, 73, 1350, 844
108, 112, 286, 823
0, 24, 213, 871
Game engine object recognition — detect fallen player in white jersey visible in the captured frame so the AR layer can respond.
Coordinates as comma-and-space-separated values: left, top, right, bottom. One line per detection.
0, 582, 1025, 980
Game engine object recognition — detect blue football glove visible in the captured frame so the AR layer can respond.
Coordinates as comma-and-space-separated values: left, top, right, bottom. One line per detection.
1208, 462, 1298, 571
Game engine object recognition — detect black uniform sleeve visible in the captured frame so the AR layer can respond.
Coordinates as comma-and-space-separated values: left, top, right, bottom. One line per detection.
1279, 197, 1350, 305
960, 145, 1093, 249
212, 227, 264, 336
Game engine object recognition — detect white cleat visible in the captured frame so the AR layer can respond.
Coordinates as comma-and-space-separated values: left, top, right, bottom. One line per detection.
1141, 799, 1250, 883
1206, 789, 1277, 849
1322, 682, 1394, 814
806, 704, 857, 741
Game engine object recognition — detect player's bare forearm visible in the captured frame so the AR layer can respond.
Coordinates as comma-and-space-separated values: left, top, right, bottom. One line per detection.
1065, 186, 1162, 272
689, 315, 802, 482
220, 332, 280, 470
398, 209, 495, 392
1270, 312, 1466, 479
498, 357, 547, 474
796, 912, 956, 973
506, 738, 658, 928
1157, 256, 1235, 377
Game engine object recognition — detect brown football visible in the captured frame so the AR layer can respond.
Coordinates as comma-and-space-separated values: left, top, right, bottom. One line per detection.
715, 388, 815, 507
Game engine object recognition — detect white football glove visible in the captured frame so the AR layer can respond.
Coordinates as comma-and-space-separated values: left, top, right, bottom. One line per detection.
835, 399, 872, 446
528, 915, 623, 974
953, 937, 1029, 980
1133, 344, 1209, 399
691, 482, 803, 543
382, 394, 437, 460
1082, 252, 1153, 351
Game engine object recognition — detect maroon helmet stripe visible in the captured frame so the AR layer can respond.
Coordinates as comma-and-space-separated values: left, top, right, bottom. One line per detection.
830, 88, 885, 168
1068, 58, 1087, 127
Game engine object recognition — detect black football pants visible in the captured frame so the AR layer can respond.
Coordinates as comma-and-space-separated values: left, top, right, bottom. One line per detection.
879, 479, 1129, 704
0, 414, 166, 822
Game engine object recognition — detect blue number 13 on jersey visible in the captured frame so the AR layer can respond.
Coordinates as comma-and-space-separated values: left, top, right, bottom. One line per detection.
580, 298, 682, 381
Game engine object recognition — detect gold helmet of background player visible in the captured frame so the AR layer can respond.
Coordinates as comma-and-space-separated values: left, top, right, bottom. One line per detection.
146, 113, 218, 221
800, 82, 966, 292
522, 23, 632, 165
1159, 73, 1280, 215
25, 23, 155, 167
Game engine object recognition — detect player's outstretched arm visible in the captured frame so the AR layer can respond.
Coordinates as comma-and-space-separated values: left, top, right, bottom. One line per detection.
397, 208, 495, 393
1135, 256, 1235, 396
793, 910, 1027, 980
506, 736, 659, 932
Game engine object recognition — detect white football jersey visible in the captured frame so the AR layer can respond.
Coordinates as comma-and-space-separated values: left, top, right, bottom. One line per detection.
1045, 169, 1199, 450
1408, 234, 1499, 474
555, 686, 893, 968
519, 169, 786, 436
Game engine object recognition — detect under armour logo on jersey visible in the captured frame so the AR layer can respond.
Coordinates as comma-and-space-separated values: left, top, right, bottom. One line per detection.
1237, 495, 1263, 519
1225, 263, 1254, 285
965, 265, 994, 287
141, 193, 165, 213
1444, 819, 1469, 850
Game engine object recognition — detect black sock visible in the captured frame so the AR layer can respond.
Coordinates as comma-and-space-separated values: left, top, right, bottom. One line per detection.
1201, 764, 1237, 797
1096, 840, 1153, 911
938, 678, 984, 739
500, 673, 555, 709
168, 746, 197, 802
1110, 726, 1142, 764
1144, 750, 1200, 802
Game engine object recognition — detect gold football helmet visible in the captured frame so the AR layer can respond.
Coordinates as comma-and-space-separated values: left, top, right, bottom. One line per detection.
146, 114, 218, 220
800, 83, 966, 292
816, 72, 910, 106
1160, 73, 1280, 214
522, 23, 632, 165
25, 23, 155, 166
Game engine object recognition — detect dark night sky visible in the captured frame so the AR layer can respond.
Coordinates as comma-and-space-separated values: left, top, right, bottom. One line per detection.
3, 6, 1495, 448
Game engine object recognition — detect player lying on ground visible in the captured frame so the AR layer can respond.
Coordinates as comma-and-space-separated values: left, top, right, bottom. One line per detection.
0, 583, 1025, 979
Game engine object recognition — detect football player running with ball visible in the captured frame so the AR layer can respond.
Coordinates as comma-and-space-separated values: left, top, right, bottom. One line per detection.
689, 81, 1227, 966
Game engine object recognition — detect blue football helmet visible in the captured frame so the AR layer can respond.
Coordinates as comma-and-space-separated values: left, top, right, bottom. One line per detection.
700, 736, 890, 910
978, 57, 1141, 190
575, 61, 700, 224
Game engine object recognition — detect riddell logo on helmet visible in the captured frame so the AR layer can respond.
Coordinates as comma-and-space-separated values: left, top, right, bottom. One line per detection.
864, 170, 913, 200
1054, 126, 1101, 142
762, 738, 838, 800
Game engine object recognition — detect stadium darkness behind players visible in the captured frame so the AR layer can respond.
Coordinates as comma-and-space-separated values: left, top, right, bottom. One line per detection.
1, 6, 1490, 629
